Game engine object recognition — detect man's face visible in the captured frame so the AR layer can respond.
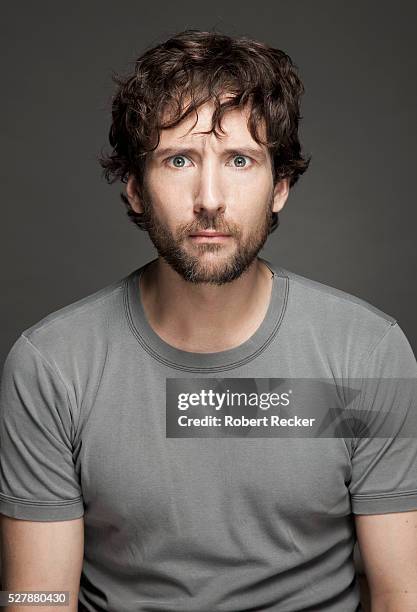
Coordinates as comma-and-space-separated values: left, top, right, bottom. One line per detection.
127, 100, 289, 285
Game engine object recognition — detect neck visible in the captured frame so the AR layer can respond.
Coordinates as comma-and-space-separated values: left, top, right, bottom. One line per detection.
139, 256, 274, 353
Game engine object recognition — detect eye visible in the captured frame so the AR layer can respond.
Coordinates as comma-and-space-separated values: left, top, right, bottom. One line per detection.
230, 155, 252, 169
167, 155, 192, 168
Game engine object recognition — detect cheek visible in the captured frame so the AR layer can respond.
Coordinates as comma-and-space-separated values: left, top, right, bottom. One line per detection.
229, 168, 273, 201
146, 181, 188, 225
229, 181, 273, 221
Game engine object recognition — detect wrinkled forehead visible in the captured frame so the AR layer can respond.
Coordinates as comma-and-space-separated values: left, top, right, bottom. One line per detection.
157, 95, 267, 147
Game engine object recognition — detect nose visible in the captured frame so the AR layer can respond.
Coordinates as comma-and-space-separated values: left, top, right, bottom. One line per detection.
193, 158, 226, 217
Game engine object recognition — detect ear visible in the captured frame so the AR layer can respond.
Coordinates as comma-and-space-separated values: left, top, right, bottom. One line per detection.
272, 178, 290, 214
126, 174, 144, 214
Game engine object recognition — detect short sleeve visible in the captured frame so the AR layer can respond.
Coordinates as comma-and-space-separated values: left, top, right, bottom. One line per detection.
0, 334, 84, 521
349, 322, 417, 514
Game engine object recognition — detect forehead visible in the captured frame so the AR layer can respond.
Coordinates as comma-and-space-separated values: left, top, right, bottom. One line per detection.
156, 99, 267, 149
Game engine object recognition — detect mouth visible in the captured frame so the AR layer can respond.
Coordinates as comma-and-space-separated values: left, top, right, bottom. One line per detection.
189, 231, 232, 242
190, 232, 231, 244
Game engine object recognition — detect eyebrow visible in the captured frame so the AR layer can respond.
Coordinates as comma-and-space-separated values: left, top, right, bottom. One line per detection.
152, 146, 267, 161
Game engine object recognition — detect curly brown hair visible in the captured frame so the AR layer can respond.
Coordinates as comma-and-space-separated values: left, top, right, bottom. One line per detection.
98, 29, 311, 233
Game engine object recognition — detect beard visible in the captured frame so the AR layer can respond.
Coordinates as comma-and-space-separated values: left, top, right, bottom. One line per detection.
139, 191, 273, 286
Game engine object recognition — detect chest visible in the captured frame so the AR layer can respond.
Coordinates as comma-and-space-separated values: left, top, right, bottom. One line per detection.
75, 370, 353, 539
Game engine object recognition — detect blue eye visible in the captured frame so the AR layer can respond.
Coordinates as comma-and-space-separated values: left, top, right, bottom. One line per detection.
170, 156, 188, 168
233, 155, 249, 168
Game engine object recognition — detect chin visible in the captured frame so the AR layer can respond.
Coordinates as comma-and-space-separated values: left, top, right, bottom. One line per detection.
167, 250, 255, 286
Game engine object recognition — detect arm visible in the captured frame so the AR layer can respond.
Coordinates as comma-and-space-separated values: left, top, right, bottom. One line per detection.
0, 335, 85, 609
354, 542, 371, 611
355, 510, 417, 611
0, 515, 84, 612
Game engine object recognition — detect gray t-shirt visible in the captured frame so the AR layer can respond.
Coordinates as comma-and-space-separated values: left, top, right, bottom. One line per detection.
1, 257, 417, 611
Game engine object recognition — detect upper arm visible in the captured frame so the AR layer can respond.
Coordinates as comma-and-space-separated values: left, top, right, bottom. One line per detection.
0, 514, 84, 611
355, 510, 417, 608
349, 324, 417, 608
0, 335, 85, 609
0, 335, 84, 520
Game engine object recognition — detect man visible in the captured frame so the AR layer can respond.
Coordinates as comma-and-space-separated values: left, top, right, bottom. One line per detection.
1, 29, 416, 612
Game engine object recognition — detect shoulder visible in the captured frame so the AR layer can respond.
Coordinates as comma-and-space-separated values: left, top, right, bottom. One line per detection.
2, 269, 140, 419
270, 263, 402, 371
279, 268, 396, 324
22, 277, 126, 348
7, 267, 138, 372
278, 266, 396, 326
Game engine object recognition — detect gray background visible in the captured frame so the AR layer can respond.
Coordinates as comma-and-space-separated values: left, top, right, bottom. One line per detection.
1, 0, 416, 364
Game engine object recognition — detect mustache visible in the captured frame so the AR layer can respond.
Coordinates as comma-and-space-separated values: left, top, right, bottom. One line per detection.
177, 217, 241, 238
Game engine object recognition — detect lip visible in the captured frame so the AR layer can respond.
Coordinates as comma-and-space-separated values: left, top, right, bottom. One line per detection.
189, 233, 231, 243
189, 232, 231, 237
